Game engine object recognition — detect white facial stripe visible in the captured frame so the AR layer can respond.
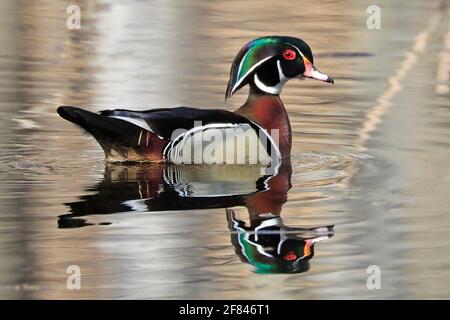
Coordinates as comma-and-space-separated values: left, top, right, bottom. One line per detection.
236, 49, 252, 84
232, 56, 273, 94
277, 59, 287, 82
289, 43, 306, 61
232, 43, 309, 95
253, 60, 288, 95
255, 217, 283, 228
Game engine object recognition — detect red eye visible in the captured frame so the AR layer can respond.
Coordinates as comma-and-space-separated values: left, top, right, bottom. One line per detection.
283, 251, 298, 261
283, 49, 296, 60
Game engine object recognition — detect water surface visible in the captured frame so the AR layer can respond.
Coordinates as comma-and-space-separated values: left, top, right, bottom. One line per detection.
0, 0, 449, 299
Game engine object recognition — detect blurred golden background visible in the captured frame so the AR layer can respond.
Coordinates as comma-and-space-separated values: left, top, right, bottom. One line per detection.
0, 0, 449, 299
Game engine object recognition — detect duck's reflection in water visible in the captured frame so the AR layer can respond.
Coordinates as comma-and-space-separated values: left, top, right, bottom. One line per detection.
227, 210, 333, 273
59, 162, 334, 273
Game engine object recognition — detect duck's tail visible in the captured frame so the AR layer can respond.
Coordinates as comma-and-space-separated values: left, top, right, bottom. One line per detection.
57, 106, 142, 160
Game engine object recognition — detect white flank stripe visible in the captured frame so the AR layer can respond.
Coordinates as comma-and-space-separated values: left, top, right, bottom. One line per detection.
163, 122, 281, 165
110, 115, 154, 132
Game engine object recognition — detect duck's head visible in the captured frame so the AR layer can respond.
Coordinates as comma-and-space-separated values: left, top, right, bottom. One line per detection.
226, 36, 333, 98
228, 211, 335, 274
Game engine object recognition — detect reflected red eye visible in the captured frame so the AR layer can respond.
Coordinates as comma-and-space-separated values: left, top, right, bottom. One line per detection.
283, 251, 297, 261
283, 49, 296, 60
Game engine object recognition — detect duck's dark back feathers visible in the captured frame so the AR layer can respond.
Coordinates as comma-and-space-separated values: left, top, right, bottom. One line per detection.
57, 106, 143, 153
99, 106, 255, 139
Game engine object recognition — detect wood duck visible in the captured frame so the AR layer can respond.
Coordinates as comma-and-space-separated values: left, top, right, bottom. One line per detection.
57, 36, 333, 163
227, 209, 334, 274
58, 162, 293, 226
58, 162, 334, 274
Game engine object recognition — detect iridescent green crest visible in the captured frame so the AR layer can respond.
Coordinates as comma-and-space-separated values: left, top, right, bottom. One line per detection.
225, 36, 316, 98
225, 37, 281, 98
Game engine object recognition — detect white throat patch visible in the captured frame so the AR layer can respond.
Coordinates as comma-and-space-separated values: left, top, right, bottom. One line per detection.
253, 60, 287, 95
